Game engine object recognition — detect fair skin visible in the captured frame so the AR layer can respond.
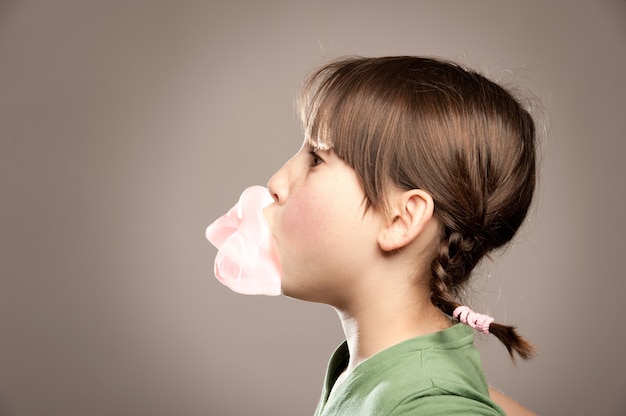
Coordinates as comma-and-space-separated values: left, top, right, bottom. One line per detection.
265, 142, 535, 415
265, 142, 449, 371
488, 388, 537, 416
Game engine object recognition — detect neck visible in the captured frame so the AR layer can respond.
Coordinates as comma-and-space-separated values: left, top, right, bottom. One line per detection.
335, 289, 450, 373
331, 214, 448, 375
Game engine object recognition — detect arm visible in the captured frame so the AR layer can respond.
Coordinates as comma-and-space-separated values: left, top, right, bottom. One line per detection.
488, 387, 537, 416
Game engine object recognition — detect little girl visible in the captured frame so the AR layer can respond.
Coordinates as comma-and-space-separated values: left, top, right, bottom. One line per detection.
263, 56, 537, 415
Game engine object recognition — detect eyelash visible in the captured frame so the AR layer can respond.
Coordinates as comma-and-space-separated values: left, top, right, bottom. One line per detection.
308, 149, 324, 167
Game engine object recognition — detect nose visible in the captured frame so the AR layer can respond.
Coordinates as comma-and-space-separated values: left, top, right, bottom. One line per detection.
267, 162, 290, 205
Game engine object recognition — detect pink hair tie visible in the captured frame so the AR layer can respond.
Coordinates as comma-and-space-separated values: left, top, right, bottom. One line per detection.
453, 306, 494, 335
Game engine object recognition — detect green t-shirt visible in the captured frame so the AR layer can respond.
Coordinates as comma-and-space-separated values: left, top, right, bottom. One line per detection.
314, 324, 505, 415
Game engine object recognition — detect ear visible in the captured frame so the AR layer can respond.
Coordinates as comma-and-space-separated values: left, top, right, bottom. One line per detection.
377, 189, 435, 252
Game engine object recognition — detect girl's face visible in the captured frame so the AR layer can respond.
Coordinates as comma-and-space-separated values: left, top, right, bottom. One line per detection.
264, 142, 385, 305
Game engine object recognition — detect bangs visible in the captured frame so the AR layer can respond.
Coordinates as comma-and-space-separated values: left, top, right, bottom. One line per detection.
299, 58, 392, 156
297, 58, 408, 213
298, 60, 352, 153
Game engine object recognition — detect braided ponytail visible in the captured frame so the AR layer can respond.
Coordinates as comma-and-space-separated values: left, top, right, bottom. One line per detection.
430, 230, 536, 361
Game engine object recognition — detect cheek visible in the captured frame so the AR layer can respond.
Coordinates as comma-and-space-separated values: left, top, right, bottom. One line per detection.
280, 187, 329, 246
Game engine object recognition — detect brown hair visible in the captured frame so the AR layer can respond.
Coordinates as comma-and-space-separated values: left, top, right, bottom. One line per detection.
298, 56, 536, 360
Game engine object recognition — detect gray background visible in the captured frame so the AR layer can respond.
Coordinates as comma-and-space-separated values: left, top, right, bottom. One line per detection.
1, 1, 624, 415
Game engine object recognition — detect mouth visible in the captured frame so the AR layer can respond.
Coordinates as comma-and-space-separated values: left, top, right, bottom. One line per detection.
262, 205, 272, 227
262, 205, 278, 241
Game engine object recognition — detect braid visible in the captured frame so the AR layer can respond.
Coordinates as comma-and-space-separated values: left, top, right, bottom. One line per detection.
430, 230, 536, 362
429, 232, 464, 315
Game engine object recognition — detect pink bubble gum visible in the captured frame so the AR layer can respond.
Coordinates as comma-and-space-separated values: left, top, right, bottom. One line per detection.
205, 186, 282, 296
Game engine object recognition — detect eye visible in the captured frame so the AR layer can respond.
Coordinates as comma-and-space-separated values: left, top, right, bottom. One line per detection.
308, 149, 324, 167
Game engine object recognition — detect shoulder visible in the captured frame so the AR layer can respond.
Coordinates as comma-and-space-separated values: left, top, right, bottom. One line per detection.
363, 354, 504, 416
320, 325, 505, 416
388, 391, 505, 416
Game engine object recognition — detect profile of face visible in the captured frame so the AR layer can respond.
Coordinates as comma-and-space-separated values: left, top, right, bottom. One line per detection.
264, 141, 384, 305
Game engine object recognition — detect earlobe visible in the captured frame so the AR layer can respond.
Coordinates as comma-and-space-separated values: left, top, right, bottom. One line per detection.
377, 190, 435, 252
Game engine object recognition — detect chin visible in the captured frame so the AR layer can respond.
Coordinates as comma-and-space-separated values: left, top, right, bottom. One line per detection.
281, 283, 339, 308
279, 282, 306, 301
280, 281, 316, 303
